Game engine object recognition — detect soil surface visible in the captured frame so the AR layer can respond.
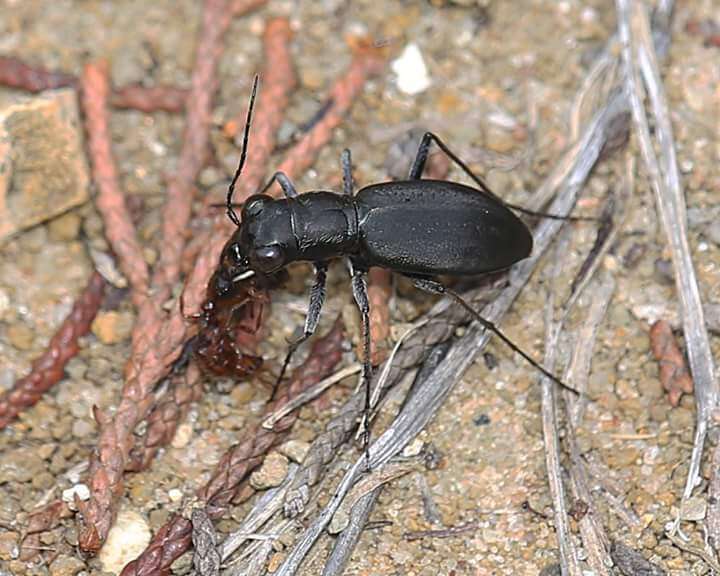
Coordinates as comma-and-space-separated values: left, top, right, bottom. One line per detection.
1, 1, 719, 575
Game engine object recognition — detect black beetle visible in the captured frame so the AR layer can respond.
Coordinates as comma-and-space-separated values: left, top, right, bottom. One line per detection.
218, 76, 575, 446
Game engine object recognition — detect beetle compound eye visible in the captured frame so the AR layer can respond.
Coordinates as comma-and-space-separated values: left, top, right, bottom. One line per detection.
253, 245, 284, 272
243, 194, 271, 218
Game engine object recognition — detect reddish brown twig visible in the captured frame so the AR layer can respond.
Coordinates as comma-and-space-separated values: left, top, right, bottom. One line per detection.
0, 271, 105, 429
182, 16, 295, 318
77, 0, 266, 553
368, 268, 392, 365
236, 17, 295, 194
0, 55, 76, 92
81, 60, 149, 306
0, 55, 189, 113
123, 14, 292, 475
19, 500, 74, 561
649, 319, 694, 407
126, 361, 204, 472
265, 40, 386, 195
121, 320, 345, 576
110, 84, 189, 113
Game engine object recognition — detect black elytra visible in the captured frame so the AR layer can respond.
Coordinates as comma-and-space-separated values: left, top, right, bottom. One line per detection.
219, 75, 576, 465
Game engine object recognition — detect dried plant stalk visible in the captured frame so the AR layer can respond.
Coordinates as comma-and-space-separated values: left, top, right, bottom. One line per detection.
265, 41, 386, 195
78, 0, 253, 552
616, 0, 717, 534
0, 55, 76, 92
120, 321, 344, 576
182, 15, 296, 318
368, 268, 392, 365
235, 17, 295, 196
125, 362, 204, 472
81, 60, 149, 306
0, 271, 105, 429
110, 84, 188, 113
0, 55, 189, 113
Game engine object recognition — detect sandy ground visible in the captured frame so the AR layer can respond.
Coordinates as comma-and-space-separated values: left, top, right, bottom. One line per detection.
1, 1, 719, 575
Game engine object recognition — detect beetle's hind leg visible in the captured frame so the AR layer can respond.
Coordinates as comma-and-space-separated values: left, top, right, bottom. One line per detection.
273, 262, 329, 399
348, 259, 373, 469
409, 132, 594, 222
409, 132, 500, 197
341, 149, 354, 196
410, 276, 578, 395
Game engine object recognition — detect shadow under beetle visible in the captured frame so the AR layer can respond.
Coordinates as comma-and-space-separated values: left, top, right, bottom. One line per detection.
217, 76, 576, 452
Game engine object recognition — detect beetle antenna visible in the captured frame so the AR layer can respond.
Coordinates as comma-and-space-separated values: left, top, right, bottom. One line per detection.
226, 74, 260, 227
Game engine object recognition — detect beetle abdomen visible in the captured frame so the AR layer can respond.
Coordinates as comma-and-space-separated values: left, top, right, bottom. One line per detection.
356, 180, 532, 275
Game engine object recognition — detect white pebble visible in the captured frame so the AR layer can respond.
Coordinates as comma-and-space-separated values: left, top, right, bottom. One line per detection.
402, 438, 424, 458
391, 44, 431, 95
99, 509, 151, 575
62, 483, 90, 503
168, 488, 183, 503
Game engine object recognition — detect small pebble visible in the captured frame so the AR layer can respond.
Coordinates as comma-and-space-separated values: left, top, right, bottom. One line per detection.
91, 310, 134, 344
72, 419, 94, 439
267, 552, 286, 572
168, 488, 183, 503
171, 422, 193, 448
49, 554, 86, 576
230, 382, 255, 405
668, 407, 694, 431
649, 403, 669, 422
278, 439, 310, 463
0, 447, 45, 483
402, 438, 424, 458
0, 532, 18, 561
98, 509, 151, 574
249, 451, 289, 489
198, 166, 223, 188
680, 496, 707, 521
32, 471, 55, 490
149, 508, 170, 530
62, 484, 90, 505
7, 323, 34, 350
706, 221, 720, 246
391, 43, 431, 95
0, 288, 10, 319
637, 377, 663, 400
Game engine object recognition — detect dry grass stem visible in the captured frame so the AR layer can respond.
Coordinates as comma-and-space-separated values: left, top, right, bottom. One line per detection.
616, 0, 717, 539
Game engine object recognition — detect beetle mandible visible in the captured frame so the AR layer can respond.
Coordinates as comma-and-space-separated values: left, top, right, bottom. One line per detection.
217, 76, 574, 447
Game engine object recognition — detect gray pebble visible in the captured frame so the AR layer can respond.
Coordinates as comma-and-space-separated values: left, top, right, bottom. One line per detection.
72, 419, 95, 439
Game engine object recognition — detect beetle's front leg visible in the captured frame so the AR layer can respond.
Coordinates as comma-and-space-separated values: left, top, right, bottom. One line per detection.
259, 171, 299, 199
274, 262, 329, 398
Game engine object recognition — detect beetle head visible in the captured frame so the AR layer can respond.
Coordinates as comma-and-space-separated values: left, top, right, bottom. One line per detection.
215, 194, 293, 297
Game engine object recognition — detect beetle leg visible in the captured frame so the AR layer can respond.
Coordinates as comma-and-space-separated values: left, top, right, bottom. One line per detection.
410, 132, 595, 222
349, 260, 373, 469
410, 277, 578, 394
273, 262, 329, 398
341, 149, 354, 196
258, 171, 299, 199
409, 132, 498, 198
